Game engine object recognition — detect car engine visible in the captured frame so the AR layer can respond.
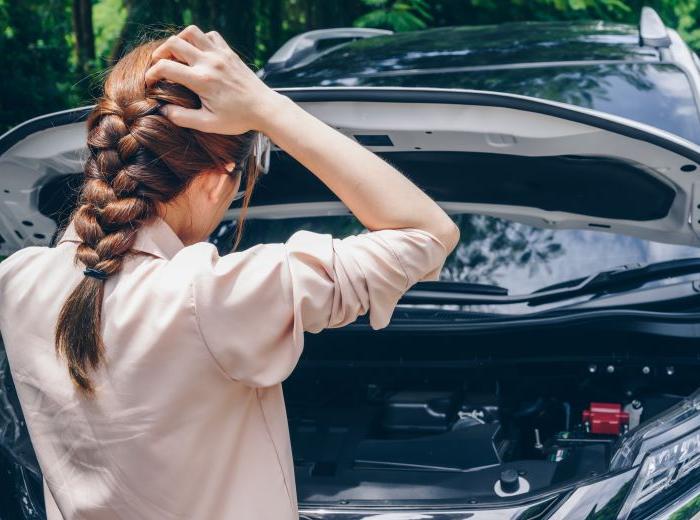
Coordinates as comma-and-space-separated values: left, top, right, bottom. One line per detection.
284, 327, 697, 505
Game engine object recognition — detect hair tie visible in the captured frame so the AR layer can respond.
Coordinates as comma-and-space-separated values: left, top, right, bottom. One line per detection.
83, 267, 108, 281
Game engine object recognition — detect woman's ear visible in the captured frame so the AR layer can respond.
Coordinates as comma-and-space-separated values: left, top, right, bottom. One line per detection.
207, 171, 236, 204
213, 166, 242, 204
190, 165, 240, 206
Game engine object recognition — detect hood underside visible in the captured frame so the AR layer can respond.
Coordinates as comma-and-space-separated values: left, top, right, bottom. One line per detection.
1, 87, 700, 256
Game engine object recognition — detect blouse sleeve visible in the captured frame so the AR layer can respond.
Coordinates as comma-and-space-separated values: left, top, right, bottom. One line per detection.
190, 228, 447, 387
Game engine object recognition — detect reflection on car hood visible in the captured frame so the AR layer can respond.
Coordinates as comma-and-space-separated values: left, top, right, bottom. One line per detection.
267, 64, 700, 143
261, 23, 700, 141
262, 21, 659, 78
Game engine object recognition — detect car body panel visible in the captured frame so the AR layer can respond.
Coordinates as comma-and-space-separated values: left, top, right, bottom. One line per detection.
297, 468, 638, 520
3, 88, 700, 258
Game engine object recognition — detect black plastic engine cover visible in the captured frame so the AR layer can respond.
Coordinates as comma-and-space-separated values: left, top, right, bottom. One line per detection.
381, 390, 457, 433
355, 422, 504, 471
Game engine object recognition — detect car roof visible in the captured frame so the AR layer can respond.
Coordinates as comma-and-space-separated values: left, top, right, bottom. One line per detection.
262, 21, 662, 87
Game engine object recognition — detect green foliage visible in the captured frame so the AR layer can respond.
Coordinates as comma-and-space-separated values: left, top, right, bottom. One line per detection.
93, 0, 127, 64
661, 0, 700, 50
0, 0, 81, 131
668, 491, 700, 520
4, 0, 700, 132
355, 0, 432, 31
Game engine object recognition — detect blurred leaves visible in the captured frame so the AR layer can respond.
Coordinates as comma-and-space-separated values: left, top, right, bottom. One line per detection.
0, 0, 79, 131
93, 0, 126, 62
355, 0, 433, 31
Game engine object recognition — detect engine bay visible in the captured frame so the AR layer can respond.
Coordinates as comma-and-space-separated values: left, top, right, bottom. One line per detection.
284, 327, 698, 506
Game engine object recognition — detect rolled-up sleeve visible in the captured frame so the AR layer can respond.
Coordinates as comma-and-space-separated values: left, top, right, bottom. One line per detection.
189, 228, 447, 387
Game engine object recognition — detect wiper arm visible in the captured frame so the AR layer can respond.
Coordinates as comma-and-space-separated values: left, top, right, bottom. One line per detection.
401, 258, 700, 307
529, 258, 700, 305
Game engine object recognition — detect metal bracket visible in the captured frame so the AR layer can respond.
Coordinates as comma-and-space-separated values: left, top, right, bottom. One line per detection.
689, 182, 700, 239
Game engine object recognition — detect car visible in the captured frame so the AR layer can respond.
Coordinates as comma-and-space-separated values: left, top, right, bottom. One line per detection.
2, 6, 700, 520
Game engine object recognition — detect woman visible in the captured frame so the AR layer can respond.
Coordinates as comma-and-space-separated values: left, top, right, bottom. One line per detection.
0, 26, 458, 519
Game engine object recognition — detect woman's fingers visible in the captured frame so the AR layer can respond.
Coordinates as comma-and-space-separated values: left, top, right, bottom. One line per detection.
145, 59, 202, 90
159, 104, 214, 132
145, 24, 280, 135
178, 25, 214, 51
151, 35, 202, 65
206, 30, 229, 50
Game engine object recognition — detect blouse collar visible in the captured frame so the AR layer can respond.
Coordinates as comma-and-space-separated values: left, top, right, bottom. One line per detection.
58, 216, 186, 260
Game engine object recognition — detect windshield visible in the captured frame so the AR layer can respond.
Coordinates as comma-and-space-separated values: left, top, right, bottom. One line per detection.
371, 64, 700, 144
268, 63, 700, 144
212, 213, 700, 298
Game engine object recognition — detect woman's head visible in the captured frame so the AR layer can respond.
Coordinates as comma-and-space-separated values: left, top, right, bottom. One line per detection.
56, 38, 260, 395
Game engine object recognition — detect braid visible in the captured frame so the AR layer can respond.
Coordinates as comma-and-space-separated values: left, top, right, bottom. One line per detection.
55, 38, 260, 396
76, 103, 158, 277
56, 99, 162, 394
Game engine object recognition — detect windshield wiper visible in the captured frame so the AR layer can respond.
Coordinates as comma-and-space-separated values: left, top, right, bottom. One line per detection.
413, 281, 508, 296
401, 258, 700, 307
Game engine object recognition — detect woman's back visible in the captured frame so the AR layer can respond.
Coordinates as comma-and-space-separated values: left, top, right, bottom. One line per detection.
0, 216, 446, 519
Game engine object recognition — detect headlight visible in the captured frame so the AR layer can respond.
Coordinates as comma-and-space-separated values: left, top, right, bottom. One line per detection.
611, 389, 700, 519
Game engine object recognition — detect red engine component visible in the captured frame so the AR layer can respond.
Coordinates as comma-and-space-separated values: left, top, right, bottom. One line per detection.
582, 402, 630, 435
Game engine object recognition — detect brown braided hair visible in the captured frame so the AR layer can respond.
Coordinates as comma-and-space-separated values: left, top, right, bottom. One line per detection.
56, 39, 261, 395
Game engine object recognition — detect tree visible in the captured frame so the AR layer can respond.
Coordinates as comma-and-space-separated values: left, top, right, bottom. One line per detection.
354, 0, 432, 31
72, 0, 95, 73
0, 0, 79, 131
108, 0, 186, 63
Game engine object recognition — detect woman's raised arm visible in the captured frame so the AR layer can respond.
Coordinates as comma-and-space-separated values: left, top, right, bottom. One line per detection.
146, 25, 459, 252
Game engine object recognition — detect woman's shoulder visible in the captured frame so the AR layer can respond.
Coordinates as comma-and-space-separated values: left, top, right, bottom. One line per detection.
0, 246, 63, 304
165, 240, 288, 283
0, 245, 52, 275
165, 231, 342, 285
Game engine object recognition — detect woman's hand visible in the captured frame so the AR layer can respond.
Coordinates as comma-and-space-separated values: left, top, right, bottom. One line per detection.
146, 25, 285, 134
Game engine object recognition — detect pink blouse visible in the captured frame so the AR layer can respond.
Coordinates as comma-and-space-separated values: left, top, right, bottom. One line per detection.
0, 217, 447, 519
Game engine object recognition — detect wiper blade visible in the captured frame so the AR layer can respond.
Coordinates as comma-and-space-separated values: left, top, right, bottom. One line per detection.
402, 258, 700, 306
413, 281, 508, 296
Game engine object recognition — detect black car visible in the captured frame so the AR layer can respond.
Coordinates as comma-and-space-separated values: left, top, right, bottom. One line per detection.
2, 7, 700, 520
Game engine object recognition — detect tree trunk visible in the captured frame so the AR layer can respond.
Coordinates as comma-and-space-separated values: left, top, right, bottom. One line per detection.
268, 0, 283, 54
109, 0, 186, 65
72, 0, 95, 72
304, 0, 315, 30
217, 0, 257, 63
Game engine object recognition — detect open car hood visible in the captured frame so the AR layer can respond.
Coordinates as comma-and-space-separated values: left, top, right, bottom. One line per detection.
1, 87, 700, 256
